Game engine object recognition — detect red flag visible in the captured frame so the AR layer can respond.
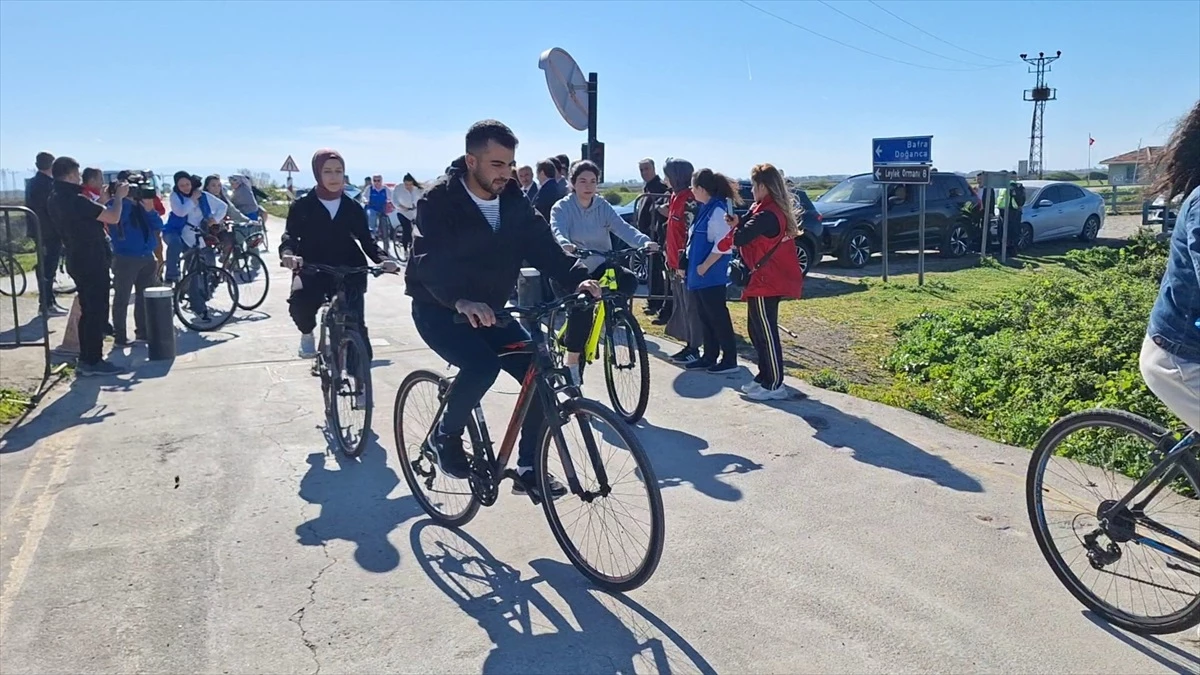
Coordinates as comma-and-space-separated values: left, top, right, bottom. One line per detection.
1089, 136, 1095, 146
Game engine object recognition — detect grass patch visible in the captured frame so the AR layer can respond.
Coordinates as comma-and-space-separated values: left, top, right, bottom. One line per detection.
262, 202, 290, 219
0, 388, 30, 425
13, 252, 37, 272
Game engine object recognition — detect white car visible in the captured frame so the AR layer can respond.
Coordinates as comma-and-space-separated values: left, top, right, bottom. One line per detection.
1011, 180, 1107, 250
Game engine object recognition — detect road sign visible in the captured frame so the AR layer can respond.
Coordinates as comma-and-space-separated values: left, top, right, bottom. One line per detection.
978, 170, 1013, 189
280, 155, 300, 173
872, 136, 933, 165
873, 164, 930, 184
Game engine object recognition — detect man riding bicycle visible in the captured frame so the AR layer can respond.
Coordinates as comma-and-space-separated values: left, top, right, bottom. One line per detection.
364, 174, 393, 238
405, 119, 601, 501
549, 159, 658, 384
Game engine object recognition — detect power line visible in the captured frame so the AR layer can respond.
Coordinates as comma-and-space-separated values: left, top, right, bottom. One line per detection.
816, 0, 1004, 69
866, 0, 1009, 65
739, 1, 999, 72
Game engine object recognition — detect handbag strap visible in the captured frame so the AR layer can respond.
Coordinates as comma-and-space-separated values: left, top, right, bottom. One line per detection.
749, 230, 788, 272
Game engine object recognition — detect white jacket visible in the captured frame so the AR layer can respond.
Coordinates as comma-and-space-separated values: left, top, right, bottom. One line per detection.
391, 185, 422, 220
172, 191, 227, 247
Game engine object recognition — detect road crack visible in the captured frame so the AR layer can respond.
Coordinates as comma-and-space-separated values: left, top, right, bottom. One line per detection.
289, 518, 336, 675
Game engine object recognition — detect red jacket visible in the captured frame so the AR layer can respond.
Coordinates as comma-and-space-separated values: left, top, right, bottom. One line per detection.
726, 197, 802, 299
665, 188, 695, 270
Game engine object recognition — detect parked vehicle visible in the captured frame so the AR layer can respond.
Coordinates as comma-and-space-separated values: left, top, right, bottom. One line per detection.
815, 172, 978, 268
992, 180, 1107, 251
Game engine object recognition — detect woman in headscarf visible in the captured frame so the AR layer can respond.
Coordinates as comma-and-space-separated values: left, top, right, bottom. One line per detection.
278, 150, 399, 359
162, 171, 200, 283
662, 157, 705, 364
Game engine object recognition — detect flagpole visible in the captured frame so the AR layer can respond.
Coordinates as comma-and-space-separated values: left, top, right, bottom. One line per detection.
1087, 133, 1092, 185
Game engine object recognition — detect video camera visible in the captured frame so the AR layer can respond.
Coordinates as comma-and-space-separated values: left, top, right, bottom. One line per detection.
111, 171, 157, 201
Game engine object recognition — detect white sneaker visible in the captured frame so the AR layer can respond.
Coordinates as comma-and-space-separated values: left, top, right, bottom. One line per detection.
740, 381, 764, 395
746, 385, 789, 401
298, 333, 317, 358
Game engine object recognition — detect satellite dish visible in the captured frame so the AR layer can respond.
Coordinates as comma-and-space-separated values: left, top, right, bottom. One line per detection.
538, 47, 589, 132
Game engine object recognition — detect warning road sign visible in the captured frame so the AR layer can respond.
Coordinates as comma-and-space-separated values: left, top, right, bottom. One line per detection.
280, 155, 300, 173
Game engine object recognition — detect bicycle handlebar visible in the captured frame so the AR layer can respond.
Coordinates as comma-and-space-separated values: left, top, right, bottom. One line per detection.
291, 262, 396, 279
572, 247, 645, 262
451, 291, 618, 326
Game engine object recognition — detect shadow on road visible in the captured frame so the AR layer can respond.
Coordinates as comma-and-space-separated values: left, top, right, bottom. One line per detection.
1082, 611, 1200, 675
295, 437, 423, 573
632, 418, 762, 502
0, 377, 113, 454
667, 367, 983, 493
410, 521, 717, 675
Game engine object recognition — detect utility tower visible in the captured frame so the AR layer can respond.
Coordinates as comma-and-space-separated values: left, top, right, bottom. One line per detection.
1021, 51, 1061, 179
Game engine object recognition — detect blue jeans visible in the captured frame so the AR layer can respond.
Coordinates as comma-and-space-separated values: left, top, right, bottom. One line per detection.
411, 301, 543, 468
163, 231, 184, 282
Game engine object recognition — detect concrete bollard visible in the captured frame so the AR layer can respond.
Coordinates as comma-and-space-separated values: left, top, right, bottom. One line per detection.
144, 286, 176, 361
517, 267, 543, 335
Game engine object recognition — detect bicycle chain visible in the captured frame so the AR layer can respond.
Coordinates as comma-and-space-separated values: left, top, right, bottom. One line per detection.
468, 452, 499, 507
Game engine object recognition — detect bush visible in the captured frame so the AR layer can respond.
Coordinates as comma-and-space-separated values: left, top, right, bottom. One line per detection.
603, 189, 624, 206
883, 233, 1175, 477
1045, 171, 1081, 182
810, 369, 850, 393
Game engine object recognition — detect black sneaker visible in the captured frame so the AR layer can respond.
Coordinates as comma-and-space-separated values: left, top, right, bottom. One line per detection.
511, 470, 568, 500
685, 357, 716, 370
422, 432, 471, 480
707, 360, 739, 374
669, 346, 691, 361
77, 360, 124, 377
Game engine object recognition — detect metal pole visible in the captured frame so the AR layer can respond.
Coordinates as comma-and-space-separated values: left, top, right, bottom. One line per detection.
881, 186, 889, 283
918, 184, 926, 286
1000, 189, 1010, 264
586, 72, 598, 177
980, 188, 991, 259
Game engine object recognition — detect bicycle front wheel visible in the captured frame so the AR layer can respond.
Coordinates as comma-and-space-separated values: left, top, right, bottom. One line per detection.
539, 397, 665, 591
173, 265, 238, 331
1027, 409, 1200, 635
604, 308, 650, 424
231, 250, 269, 310
328, 329, 373, 458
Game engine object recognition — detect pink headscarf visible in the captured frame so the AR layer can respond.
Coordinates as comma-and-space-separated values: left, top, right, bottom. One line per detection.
311, 149, 345, 200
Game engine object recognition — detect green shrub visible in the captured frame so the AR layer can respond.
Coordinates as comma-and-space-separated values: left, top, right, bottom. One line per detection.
810, 369, 850, 393
603, 190, 624, 206
884, 238, 1175, 478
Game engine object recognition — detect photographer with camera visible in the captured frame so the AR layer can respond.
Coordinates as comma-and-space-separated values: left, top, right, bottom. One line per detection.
47, 158, 127, 376
109, 175, 163, 346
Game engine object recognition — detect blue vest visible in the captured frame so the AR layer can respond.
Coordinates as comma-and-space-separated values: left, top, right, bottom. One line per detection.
686, 199, 731, 290
368, 185, 388, 211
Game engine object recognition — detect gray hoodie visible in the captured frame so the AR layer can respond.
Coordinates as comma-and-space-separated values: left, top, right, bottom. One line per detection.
550, 194, 649, 272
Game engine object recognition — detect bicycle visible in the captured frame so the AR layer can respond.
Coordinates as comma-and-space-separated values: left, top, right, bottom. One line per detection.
303, 263, 391, 458
393, 292, 665, 592
545, 248, 650, 424
0, 248, 27, 297
173, 230, 239, 332
1026, 408, 1200, 635
215, 218, 270, 311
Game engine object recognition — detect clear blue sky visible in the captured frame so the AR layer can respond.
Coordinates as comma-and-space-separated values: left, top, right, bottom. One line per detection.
1, 0, 1197, 187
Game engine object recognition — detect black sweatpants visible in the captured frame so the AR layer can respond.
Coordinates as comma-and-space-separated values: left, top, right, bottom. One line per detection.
69, 255, 111, 366
562, 263, 639, 353
746, 296, 784, 389
694, 284, 736, 365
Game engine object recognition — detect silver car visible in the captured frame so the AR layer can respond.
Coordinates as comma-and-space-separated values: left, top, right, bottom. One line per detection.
1014, 180, 1106, 249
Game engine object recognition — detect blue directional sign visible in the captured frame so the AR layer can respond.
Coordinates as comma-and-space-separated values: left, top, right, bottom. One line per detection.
872, 136, 933, 165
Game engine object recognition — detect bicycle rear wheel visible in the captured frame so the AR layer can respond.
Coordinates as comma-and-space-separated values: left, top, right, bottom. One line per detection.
538, 397, 665, 591
231, 250, 270, 310
604, 308, 650, 424
0, 253, 26, 296
394, 369, 480, 527
1027, 409, 1200, 635
328, 329, 373, 458
173, 265, 238, 331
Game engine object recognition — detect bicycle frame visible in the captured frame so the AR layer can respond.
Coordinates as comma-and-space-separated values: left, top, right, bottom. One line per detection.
555, 267, 620, 364
1100, 430, 1200, 569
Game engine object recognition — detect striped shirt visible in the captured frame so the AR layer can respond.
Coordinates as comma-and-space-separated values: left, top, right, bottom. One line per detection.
462, 178, 501, 231
550, 194, 650, 272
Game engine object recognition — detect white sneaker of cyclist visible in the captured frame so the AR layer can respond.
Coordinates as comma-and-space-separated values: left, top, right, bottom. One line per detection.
298, 333, 317, 359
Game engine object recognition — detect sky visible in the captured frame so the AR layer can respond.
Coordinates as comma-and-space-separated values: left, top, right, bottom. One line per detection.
1, 0, 1197, 188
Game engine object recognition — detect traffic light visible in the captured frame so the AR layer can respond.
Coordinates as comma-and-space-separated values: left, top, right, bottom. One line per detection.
581, 140, 605, 182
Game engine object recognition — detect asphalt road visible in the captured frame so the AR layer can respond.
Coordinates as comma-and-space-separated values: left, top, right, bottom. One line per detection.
1, 251, 1197, 674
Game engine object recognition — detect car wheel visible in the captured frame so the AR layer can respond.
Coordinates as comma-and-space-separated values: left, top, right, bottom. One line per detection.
1078, 214, 1101, 242
795, 237, 817, 277
940, 224, 972, 258
629, 249, 648, 283
1015, 223, 1035, 252
838, 227, 872, 269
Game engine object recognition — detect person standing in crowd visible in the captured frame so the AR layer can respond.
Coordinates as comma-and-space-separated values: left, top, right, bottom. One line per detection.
1140, 100, 1200, 432
663, 158, 704, 360
550, 159, 658, 384
636, 158, 670, 318
280, 149, 399, 360
516, 165, 539, 203
109, 182, 164, 347
685, 168, 741, 374
46, 157, 126, 376
391, 173, 423, 252
534, 158, 564, 222
555, 154, 572, 193
722, 163, 803, 400
25, 151, 67, 315
81, 168, 104, 202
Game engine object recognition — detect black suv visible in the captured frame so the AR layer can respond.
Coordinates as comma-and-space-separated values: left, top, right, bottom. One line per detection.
814, 172, 978, 268
734, 181, 825, 277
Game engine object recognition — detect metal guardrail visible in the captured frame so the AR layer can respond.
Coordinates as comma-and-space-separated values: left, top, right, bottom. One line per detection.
1, 205, 55, 406
628, 192, 672, 303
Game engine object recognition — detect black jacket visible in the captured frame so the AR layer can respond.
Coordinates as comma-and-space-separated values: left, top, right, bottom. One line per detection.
24, 172, 54, 240
406, 156, 588, 309
636, 175, 669, 239
533, 178, 565, 222
279, 191, 384, 268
